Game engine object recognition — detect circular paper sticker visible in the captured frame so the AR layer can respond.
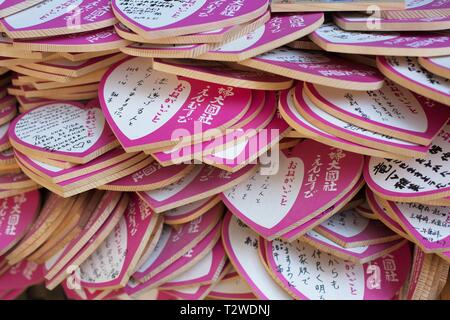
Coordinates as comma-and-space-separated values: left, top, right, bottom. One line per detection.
0, 0, 117, 39
9, 101, 119, 164
100, 57, 252, 151
199, 13, 324, 61
111, 0, 269, 40
419, 55, 450, 80
221, 139, 364, 240
239, 46, 385, 91
264, 238, 411, 300
305, 80, 450, 145
377, 56, 450, 106
309, 22, 450, 57
364, 123, 450, 202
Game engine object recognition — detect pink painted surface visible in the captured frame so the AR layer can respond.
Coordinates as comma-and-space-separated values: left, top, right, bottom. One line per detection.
9, 101, 117, 160
364, 123, 450, 199
250, 46, 384, 85
0, 190, 41, 254
112, 0, 268, 35
1, 0, 116, 35
0, 259, 44, 290
99, 56, 252, 150
132, 203, 223, 281
265, 238, 411, 300
221, 139, 364, 239
138, 164, 256, 212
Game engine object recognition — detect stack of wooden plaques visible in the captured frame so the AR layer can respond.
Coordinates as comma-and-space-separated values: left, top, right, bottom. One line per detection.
8, 99, 156, 197
0, 70, 41, 199
7, 52, 125, 110
0, 0, 448, 301
0, 0, 130, 112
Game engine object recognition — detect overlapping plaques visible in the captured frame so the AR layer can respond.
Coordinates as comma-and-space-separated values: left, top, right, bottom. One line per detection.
239, 47, 385, 91
222, 139, 364, 239
333, 12, 450, 31
310, 22, 450, 57
0, 0, 448, 302
0, 0, 117, 39
198, 13, 324, 61
111, 0, 269, 40
100, 56, 252, 151
377, 56, 450, 106
364, 123, 450, 202
270, 0, 405, 12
